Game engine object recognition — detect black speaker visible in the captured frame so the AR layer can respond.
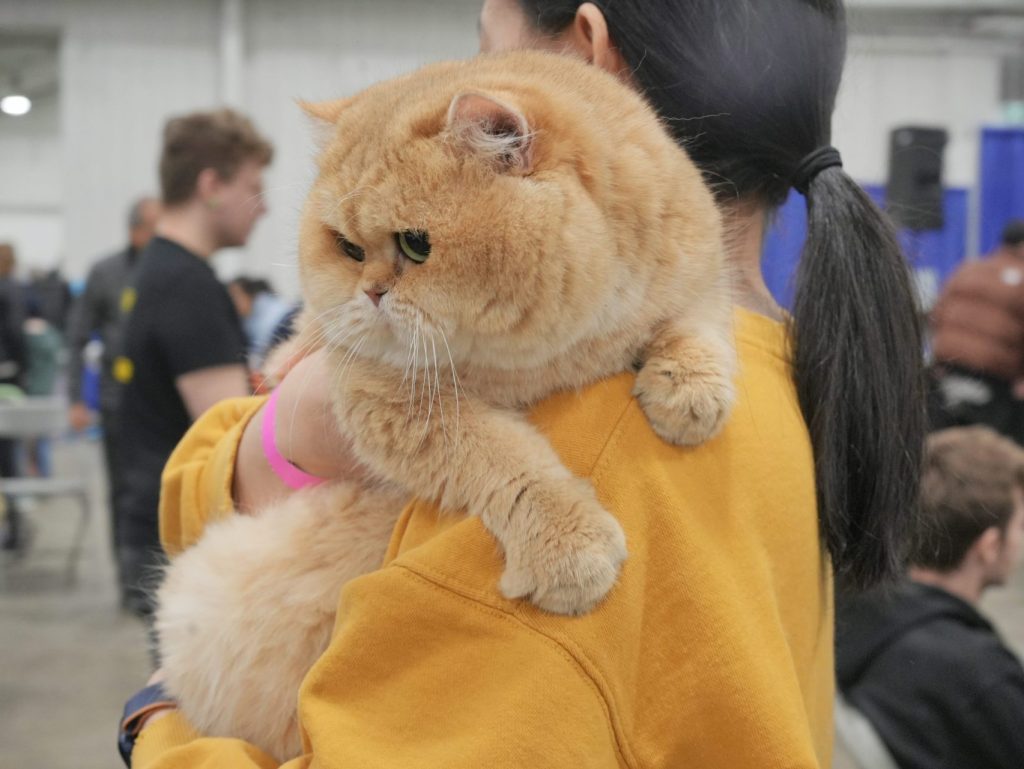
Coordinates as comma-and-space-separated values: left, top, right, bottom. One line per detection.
886, 126, 948, 232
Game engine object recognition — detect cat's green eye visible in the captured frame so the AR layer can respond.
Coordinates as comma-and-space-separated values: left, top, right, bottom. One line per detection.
334, 231, 365, 262
397, 230, 431, 263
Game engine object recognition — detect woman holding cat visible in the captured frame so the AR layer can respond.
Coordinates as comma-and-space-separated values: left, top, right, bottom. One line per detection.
126, 2, 923, 767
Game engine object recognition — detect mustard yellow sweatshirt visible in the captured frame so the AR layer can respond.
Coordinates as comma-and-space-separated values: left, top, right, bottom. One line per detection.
137, 309, 834, 768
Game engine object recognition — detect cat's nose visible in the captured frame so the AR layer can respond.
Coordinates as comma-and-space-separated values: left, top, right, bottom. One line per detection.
364, 287, 388, 307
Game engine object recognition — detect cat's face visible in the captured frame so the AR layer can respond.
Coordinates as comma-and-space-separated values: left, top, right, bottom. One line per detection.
299, 52, 720, 373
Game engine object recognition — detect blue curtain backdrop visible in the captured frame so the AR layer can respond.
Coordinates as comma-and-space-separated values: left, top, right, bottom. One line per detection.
762, 185, 969, 309
980, 127, 1024, 254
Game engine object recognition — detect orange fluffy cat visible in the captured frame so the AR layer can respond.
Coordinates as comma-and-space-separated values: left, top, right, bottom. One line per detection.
156, 50, 734, 761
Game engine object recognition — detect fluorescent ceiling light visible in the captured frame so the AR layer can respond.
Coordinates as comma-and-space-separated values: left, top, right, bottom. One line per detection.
1, 95, 32, 116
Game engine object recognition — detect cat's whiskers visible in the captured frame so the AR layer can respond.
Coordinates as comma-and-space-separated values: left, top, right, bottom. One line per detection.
325, 184, 386, 234
285, 342, 330, 457
404, 317, 422, 422
329, 331, 369, 396
322, 320, 365, 356
438, 328, 462, 449
270, 247, 300, 268
408, 329, 437, 454
418, 332, 433, 434
285, 308, 352, 452
429, 334, 449, 454
241, 180, 309, 215
412, 323, 428, 423
628, 48, 649, 78
294, 308, 351, 366
326, 188, 365, 223
398, 315, 419, 395
276, 308, 337, 399
660, 111, 731, 124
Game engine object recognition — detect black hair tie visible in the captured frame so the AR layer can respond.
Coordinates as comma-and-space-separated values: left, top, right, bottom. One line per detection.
792, 146, 843, 195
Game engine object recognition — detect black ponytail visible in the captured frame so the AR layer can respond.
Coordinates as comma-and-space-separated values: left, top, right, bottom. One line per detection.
793, 168, 924, 588
519, 0, 926, 589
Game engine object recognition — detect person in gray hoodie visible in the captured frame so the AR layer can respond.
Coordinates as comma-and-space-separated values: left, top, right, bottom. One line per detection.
66, 196, 159, 605
836, 426, 1024, 769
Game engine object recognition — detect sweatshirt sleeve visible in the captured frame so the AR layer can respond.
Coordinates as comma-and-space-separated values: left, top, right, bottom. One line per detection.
132, 562, 623, 769
159, 395, 265, 556
132, 712, 297, 769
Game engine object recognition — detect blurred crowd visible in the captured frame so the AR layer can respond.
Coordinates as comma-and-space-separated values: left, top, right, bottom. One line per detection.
0, 110, 298, 581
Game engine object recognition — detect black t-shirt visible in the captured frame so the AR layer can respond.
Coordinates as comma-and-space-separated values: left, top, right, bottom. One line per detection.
117, 237, 246, 549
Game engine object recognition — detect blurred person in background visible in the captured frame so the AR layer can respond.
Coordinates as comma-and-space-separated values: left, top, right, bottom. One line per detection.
0, 243, 26, 386
227, 276, 298, 372
836, 426, 1024, 769
21, 299, 64, 478
67, 196, 160, 606
0, 243, 27, 552
929, 219, 1024, 443
27, 266, 73, 335
115, 109, 272, 618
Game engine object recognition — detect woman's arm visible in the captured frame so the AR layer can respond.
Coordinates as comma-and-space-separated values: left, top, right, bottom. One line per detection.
232, 350, 365, 512
160, 349, 364, 554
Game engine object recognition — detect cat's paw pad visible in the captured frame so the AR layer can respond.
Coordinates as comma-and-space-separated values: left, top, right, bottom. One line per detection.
633, 354, 735, 447
499, 481, 627, 615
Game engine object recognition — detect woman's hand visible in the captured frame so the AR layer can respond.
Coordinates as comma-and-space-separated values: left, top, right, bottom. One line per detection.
233, 348, 366, 512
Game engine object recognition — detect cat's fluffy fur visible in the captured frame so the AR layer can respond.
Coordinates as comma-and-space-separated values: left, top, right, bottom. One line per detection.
157, 51, 734, 761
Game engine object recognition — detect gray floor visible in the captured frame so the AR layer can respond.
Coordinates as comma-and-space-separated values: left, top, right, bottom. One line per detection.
0, 437, 149, 769
0, 436, 1021, 768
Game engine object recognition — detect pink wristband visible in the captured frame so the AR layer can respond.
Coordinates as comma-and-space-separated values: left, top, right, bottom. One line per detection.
261, 387, 328, 490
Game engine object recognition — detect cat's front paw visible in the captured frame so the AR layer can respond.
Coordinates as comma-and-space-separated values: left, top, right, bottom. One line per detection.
498, 479, 627, 615
633, 347, 735, 447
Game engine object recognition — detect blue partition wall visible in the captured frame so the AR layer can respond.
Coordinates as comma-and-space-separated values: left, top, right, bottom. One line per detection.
761, 192, 808, 308
980, 127, 1024, 254
762, 185, 969, 309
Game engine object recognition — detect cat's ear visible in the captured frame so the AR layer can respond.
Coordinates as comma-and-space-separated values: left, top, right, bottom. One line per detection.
298, 98, 352, 125
299, 98, 353, 148
445, 91, 534, 175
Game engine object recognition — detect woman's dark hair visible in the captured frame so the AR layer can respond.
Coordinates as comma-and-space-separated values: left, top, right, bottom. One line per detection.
519, 0, 925, 590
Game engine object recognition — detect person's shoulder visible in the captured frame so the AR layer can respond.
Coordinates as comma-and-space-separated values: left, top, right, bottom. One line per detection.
392, 306, 812, 595
922, 617, 1024, 707
135, 242, 220, 298
952, 617, 1024, 682
535, 307, 797, 464
376, 313, 827, 764
93, 247, 130, 271
896, 605, 1015, 677
144, 240, 199, 274
85, 250, 118, 279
